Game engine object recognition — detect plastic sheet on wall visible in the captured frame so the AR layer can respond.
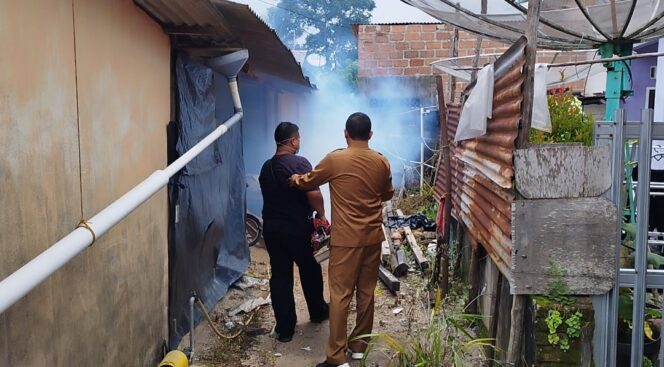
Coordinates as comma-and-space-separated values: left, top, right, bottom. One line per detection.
168, 53, 248, 348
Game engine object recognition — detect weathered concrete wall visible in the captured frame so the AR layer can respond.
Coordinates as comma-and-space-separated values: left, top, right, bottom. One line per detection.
0, 0, 170, 365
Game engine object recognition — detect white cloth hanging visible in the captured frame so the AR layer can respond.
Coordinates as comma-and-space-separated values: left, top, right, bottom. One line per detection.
532, 63, 552, 133
455, 64, 494, 142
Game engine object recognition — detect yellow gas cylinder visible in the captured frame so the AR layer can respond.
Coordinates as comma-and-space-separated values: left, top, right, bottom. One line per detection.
158, 350, 189, 367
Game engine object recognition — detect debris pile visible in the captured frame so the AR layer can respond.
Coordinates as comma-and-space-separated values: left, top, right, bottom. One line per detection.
379, 201, 438, 293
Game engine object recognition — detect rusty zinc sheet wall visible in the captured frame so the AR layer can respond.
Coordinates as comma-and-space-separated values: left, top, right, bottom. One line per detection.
434, 38, 525, 277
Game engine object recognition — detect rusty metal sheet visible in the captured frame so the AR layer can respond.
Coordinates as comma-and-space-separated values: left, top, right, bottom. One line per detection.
434, 40, 524, 279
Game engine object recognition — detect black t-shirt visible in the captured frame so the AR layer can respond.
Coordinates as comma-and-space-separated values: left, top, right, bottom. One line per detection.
259, 154, 314, 235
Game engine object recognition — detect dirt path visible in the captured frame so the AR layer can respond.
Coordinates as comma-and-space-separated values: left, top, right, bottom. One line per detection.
186, 244, 432, 367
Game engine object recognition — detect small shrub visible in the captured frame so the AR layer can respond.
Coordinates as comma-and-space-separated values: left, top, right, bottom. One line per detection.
530, 92, 594, 146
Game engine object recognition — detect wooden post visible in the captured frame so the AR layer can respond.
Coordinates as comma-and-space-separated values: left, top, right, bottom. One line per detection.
485, 273, 503, 363
453, 221, 463, 279
450, 28, 459, 101
508, 1, 542, 365
470, 0, 487, 82
515, 0, 542, 149
438, 236, 450, 298
506, 295, 527, 365
435, 75, 452, 293
378, 264, 400, 293
466, 241, 480, 314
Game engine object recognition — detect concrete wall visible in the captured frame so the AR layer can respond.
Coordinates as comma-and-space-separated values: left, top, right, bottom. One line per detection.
0, 0, 170, 365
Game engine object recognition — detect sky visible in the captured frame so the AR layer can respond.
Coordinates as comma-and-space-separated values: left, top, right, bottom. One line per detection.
232, 0, 515, 25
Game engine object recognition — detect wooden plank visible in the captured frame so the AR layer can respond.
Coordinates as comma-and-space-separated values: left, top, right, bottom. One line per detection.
378, 264, 401, 293
403, 226, 430, 271
391, 246, 409, 277
467, 242, 481, 314
514, 145, 611, 199
515, 0, 542, 149
381, 240, 391, 264
506, 295, 527, 365
511, 198, 618, 295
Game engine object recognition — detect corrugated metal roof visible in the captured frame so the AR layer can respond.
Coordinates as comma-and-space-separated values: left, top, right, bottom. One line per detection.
134, 0, 312, 88
434, 37, 526, 278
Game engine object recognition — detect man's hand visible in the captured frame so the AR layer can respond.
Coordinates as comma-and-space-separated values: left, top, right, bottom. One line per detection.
314, 212, 328, 225
289, 174, 300, 187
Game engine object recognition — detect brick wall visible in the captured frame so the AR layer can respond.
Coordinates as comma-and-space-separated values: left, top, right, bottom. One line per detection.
357, 23, 587, 102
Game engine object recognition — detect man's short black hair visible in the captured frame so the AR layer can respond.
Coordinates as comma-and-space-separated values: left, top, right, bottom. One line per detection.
274, 122, 299, 146
345, 112, 371, 140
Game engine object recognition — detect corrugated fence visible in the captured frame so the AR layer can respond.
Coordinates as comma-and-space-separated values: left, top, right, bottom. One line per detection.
434, 37, 525, 277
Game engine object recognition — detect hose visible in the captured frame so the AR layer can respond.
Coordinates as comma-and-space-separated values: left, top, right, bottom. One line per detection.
195, 297, 261, 340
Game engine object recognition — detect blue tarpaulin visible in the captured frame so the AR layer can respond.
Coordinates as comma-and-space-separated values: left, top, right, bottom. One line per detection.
168, 54, 249, 348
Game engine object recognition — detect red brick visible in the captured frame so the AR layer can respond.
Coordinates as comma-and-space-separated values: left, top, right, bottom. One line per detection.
421, 32, 435, 41
377, 25, 391, 32
417, 66, 433, 74
393, 59, 408, 67
378, 60, 393, 68
404, 50, 419, 58
374, 52, 391, 61
388, 67, 404, 75
435, 49, 450, 58
389, 51, 404, 59
389, 33, 405, 41
420, 50, 435, 58
392, 25, 407, 32
364, 25, 376, 32
411, 41, 425, 50
460, 40, 478, 49
425, 58, 439, 66
376, 34, 389, 43
395, 43, 409, 50
404, 67, 420, 76
406, 25, 422, 32
426, 41, 442, 49
405, 32, 421, 41
381, 43, 396, 51
410, 59, 425, 67
421, 24, 438, 32
375, 68, 390, 76
360, 60, 378, 69
436, 32, 451, 41
363, 43, 377, 52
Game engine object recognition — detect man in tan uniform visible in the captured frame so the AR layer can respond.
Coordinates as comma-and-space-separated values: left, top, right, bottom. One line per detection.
290, 112, 394, 367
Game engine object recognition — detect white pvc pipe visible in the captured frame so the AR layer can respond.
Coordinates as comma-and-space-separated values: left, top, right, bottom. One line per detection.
0, 111, 243, 314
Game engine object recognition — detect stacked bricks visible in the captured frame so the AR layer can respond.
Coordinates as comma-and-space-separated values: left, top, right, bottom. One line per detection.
357, 23, 587, 99
357, 23, 509, 78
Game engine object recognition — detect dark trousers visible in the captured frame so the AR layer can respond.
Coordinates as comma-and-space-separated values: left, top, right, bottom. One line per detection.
263, 231, 327, 337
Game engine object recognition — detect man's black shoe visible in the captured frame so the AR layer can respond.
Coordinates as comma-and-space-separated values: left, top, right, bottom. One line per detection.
315, 362, 350, 367
277, 333, 293, 343
310, 303, 330, 323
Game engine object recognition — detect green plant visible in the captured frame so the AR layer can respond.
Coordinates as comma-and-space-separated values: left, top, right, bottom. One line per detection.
545, 262, 573, 307
530, 92, 594, 146
359, 289, 492, 366
542, 263, 584, 352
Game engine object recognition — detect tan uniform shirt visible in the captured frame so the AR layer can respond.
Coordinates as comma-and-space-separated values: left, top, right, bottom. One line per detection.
292, 140, 394, 247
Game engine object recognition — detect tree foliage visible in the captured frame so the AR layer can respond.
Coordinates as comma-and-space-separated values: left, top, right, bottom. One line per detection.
268, 0, 375, 72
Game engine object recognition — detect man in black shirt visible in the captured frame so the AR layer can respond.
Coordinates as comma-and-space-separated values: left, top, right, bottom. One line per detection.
259, 122, 329, 342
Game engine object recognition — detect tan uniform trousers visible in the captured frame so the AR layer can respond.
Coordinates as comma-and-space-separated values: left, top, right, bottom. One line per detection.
326, 243, 382, 365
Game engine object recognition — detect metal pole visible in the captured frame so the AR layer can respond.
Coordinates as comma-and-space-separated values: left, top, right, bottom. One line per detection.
631, 109, 653, 367
189, 296, 196, 362
420, 106, 424, 194
607, 109, 625, 367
